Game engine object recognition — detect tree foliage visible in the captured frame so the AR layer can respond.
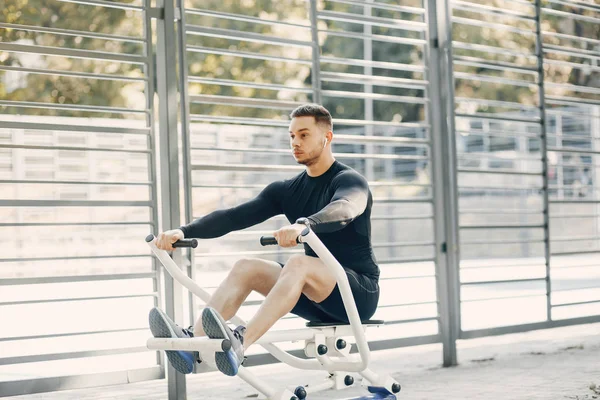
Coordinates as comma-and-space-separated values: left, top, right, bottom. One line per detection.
1, 0, 598, 121
0, 0, 144, 118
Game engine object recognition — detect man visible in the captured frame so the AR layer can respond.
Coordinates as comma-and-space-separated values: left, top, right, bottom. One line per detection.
149, 104, 380, 377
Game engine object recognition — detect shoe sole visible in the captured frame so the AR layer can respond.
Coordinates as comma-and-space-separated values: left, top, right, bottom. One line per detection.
149, 308, 194, 374
202, 308, 239, 376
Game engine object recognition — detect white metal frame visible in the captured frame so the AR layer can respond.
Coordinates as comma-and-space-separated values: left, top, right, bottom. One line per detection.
145, 220, 401, 400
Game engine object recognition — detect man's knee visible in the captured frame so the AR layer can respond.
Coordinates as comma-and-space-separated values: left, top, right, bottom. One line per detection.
229, 258, 258, 279
281, 255, 310, 278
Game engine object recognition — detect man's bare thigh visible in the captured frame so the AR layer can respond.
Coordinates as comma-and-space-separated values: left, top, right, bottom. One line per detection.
244, 256, 337, 303
284, 255, 337, 303
241, 258, 283, 297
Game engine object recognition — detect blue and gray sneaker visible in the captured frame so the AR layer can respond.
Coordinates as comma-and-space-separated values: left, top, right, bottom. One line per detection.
148, 307, 200, 374
201, 307, 246, 376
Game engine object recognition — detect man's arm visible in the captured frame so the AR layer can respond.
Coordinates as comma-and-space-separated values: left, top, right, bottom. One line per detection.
179, 181, 284, 238
306, 171, 369, 233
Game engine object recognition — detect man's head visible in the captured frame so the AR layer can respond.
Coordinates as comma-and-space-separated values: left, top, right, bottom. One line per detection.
288, 104, 333, 166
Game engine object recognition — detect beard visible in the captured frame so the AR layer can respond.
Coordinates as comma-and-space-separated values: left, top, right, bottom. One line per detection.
295, 148, 322, 166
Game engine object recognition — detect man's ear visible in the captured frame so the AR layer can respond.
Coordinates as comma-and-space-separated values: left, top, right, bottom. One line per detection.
326, 130, 333, 144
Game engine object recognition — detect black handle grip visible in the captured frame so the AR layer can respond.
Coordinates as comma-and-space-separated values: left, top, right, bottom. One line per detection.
260, 236, 303, 246
260, 236, 278, 246
172, 239, 198, 248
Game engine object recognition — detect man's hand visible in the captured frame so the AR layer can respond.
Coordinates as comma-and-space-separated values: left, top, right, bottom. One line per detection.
156, 229, 185, 251
273, 224, 306, 248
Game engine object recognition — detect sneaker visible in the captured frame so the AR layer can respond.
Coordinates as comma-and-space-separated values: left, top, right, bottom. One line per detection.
148, 307, 200, 374
201, 307, 246, 376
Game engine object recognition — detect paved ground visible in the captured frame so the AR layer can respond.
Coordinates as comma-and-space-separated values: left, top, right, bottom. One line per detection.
9, 323, 600, 400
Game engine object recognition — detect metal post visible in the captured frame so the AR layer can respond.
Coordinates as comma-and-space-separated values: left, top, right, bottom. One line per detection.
308, 0, 322, 104
592, 106, 600, 234
426, 0, 461, 367
534, 0, 552, 323
155, 0, 187, 397
364, 1, 374, 183
557, 114, 564, 200
143, 0, 164, 374
174, 0, 197, 329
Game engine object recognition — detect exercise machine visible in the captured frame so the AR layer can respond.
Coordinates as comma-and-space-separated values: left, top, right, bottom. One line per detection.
146, 218, 401, 400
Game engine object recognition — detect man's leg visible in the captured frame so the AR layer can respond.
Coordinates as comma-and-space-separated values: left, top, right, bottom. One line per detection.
150, 258, 282, 374
202, 254, 338, 376
243, 254, 337, 346
193, 258, 283, 336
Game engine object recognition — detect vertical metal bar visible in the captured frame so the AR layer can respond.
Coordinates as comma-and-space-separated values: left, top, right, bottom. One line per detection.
557, 113, 564, 200
426, 0, 460, 367
155, 0, 187, 397
534, 0, 552, 322
309, 0, 322, 104
174, 0, 197, 329
364, 1, 375, 183
592, 106, 600, 234
143, 0, 165, 374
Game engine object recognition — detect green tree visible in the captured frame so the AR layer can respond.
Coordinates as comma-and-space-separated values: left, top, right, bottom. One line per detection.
184, 0, 312, 120
0, 0, 144, 118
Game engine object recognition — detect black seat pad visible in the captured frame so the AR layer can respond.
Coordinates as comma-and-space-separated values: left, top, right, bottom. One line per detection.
306, 319, 384, 328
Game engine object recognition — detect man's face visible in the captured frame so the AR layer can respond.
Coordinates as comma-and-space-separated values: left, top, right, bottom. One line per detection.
289, 116, 329, 166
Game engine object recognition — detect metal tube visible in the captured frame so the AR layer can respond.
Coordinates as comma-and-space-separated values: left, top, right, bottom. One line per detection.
56, 0, 143, 10
147, 337, 230, 352
317, 10, 427, 31
543, 6, 600, 24
452, 0, 534, 20
322, 89, 428, 104
460, 224, 545, 229
188, 76, 312, 93
325, 0, 426, 15
0, 22, 144, 42
301, 229, 370, 372
0, 328, 149, 343
0, 42, 146, 64
186, 45, 312, 65
0, 120, 150, 134
318, 28, 427, 46
0, 100, 148, 115
452, 41, 537, 60
0, 221, 154, 227
0, 293, 158, 307
536, 0, 552, 325
553, 299, 600, 308
185, 25, 312, 48
320, 71, 428, 88
0, 179, 151, 185
545, 0, 600, 12
185, 8, 308, 29
0, 273, 156, 286
455, 113, 540, 124
0, 143, 150, 153
0, 65, 147, 82
0, 199, 151, 206
189, 94, 301, 109
309, 0, 322, 104
458, 168, 543, 176
172, 0, 196, 332
320, 55, 426, 72
0, 254, 151, 263
453, 55, 538, 73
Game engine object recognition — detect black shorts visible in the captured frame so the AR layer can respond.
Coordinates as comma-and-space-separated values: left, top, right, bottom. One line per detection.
278, 262, 379, 324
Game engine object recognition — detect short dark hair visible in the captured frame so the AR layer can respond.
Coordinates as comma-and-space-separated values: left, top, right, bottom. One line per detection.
290, 104, 333, 130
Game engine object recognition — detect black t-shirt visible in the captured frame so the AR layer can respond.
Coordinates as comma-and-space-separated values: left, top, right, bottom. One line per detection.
180, 161, 379, 279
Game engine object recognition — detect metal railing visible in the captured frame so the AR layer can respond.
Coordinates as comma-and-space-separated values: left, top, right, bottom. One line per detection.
1, 0, 600, 398
0, 0, 162, 396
